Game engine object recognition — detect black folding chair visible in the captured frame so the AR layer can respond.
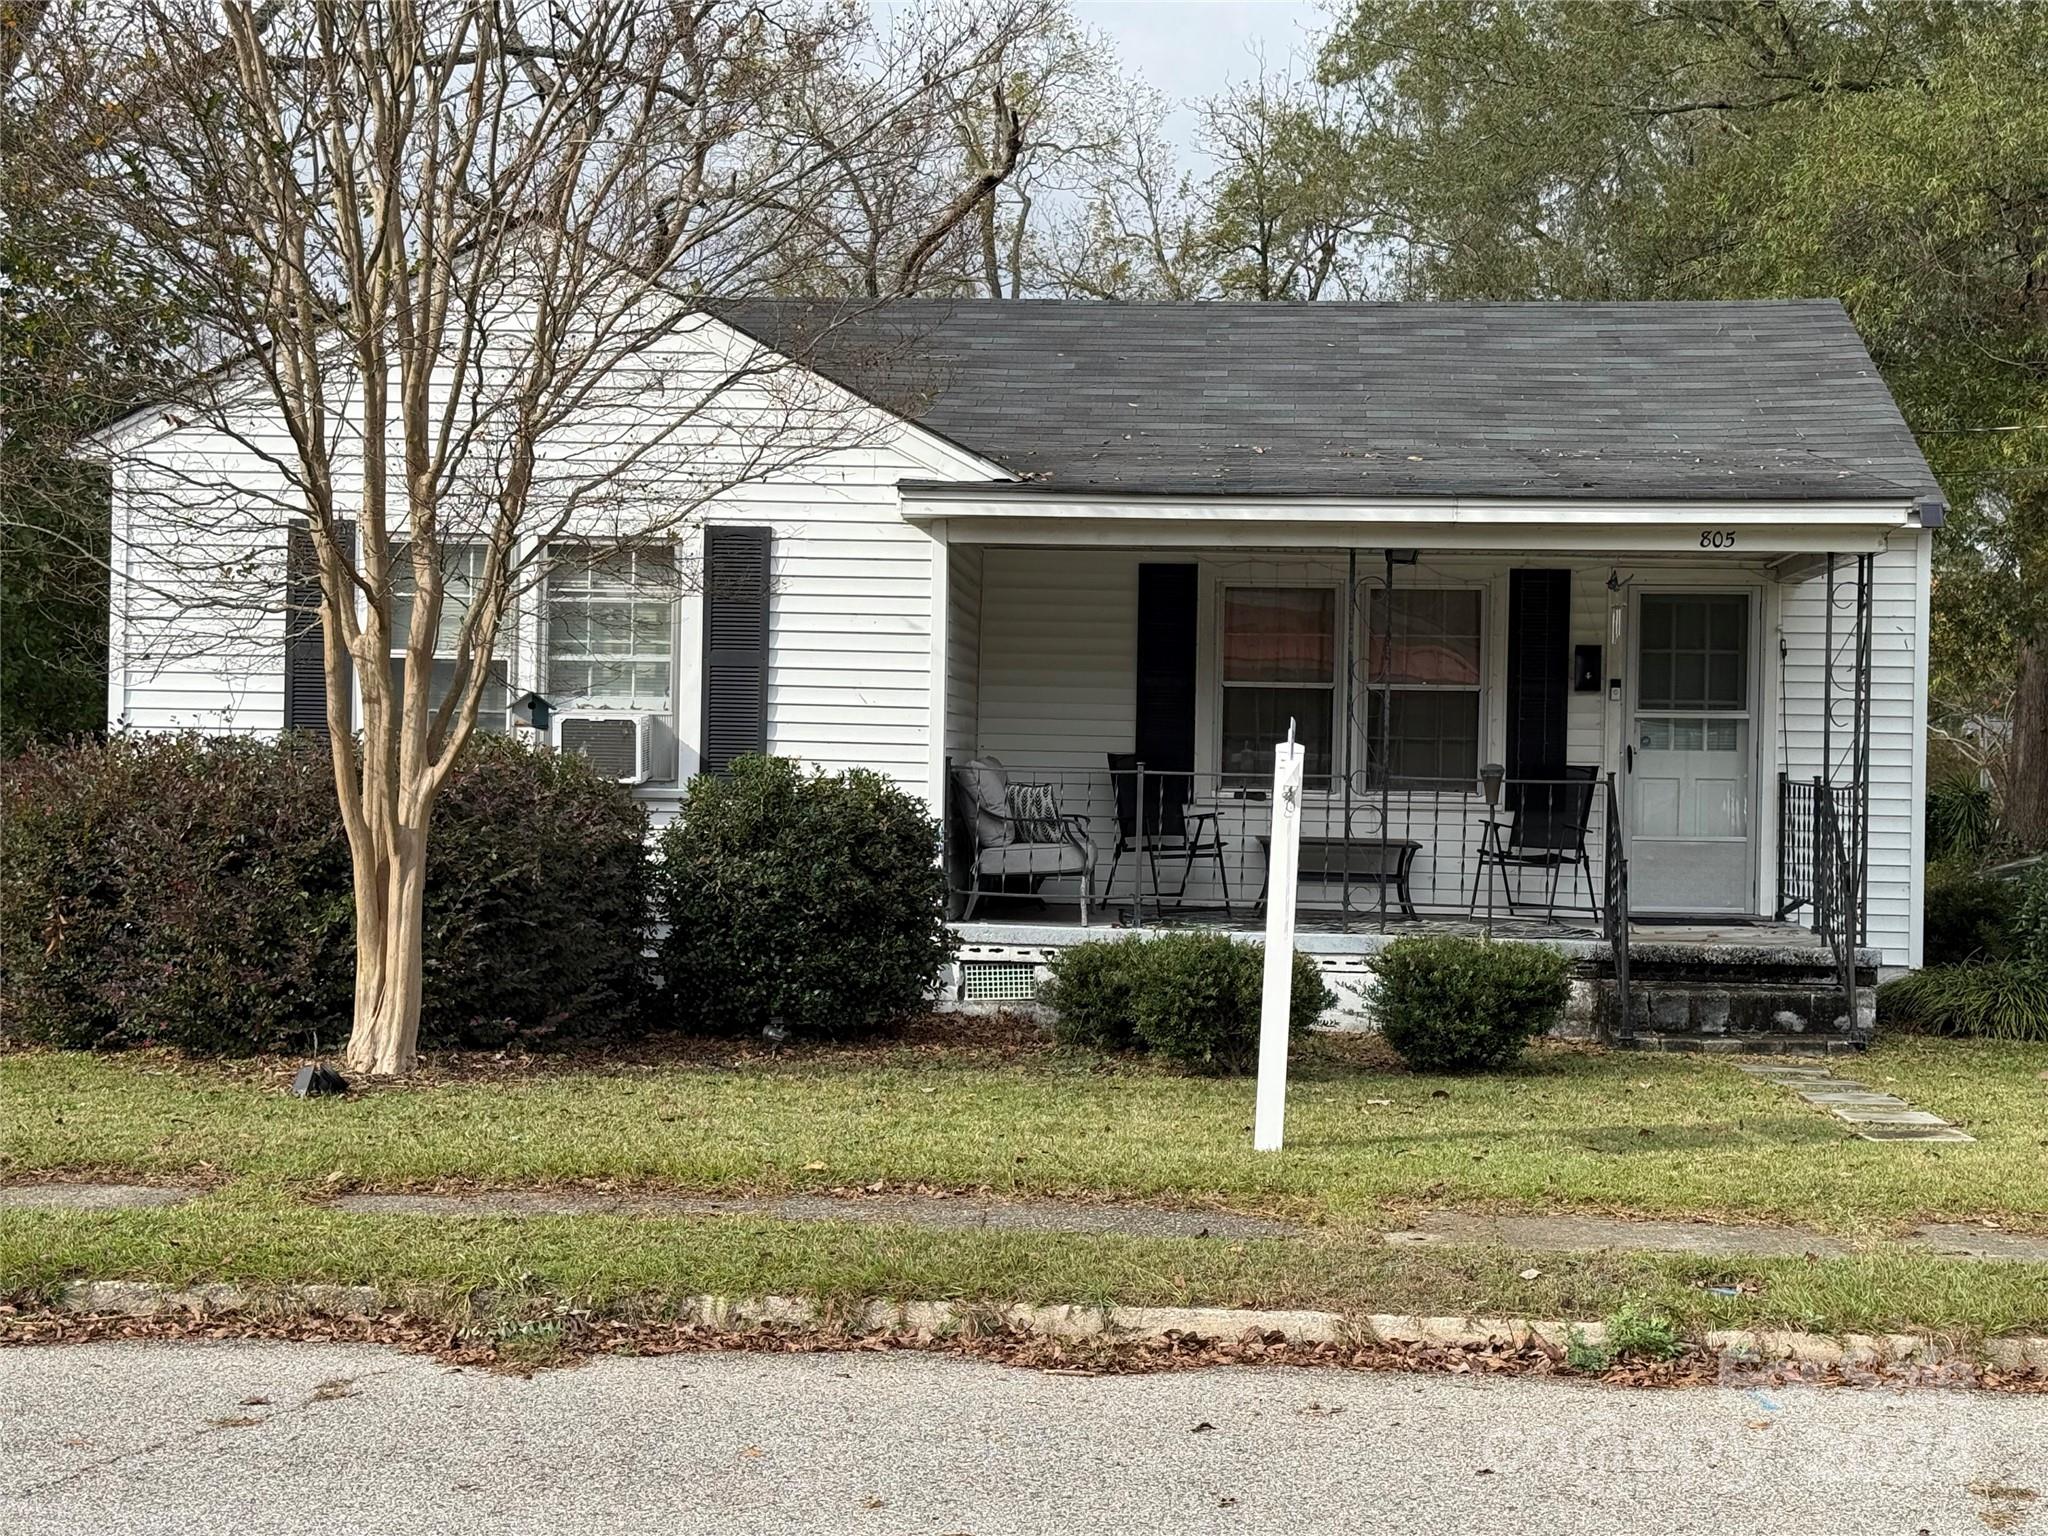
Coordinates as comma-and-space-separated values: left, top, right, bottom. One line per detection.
1103, 752, 1231, 914
1471, 765, 1601, 921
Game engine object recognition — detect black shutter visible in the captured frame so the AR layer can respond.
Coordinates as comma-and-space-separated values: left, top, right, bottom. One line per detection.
1136, 562, 1198, 776
284, 519, 354, 738
701, 525, 771, 773
1506, 568, 1572, 788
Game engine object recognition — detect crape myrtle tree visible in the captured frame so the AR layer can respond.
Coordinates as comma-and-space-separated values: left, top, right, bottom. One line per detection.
31, 0, 1050, 1075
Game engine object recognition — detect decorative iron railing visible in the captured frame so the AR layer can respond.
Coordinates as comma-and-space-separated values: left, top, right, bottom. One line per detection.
1812, 784, 1859, 1027
1601, 772, 1630, 1028
944, 760, 1615, 933
1776, 773, 1859, 920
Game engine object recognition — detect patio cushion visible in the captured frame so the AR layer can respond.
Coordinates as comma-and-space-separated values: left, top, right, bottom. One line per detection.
1007, 782, 1064, 843
975, 840, 1092, 878
957, 758, 1012, 848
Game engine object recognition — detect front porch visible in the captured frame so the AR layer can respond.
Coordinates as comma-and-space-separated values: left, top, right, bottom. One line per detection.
928, 533, 1899, 1048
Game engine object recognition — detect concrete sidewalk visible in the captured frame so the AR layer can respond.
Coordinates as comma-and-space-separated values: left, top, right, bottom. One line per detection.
10, 1179, 2048, 1262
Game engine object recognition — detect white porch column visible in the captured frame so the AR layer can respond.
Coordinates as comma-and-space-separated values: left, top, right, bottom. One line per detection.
925, 518, 950, 818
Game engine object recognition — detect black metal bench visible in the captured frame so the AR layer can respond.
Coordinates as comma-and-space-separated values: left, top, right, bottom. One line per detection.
1255, 835, 1421, 917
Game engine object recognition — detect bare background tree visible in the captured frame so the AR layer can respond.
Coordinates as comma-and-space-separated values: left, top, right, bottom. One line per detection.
23, 0, 1065, 1074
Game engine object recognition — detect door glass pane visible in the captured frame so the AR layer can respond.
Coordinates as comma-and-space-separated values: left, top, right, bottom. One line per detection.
1637, 594, 1747, 711
1222, 589, 1335, 684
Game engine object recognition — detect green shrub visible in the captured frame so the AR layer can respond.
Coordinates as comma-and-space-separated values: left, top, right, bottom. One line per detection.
1926, 775, 1998, 864
1922, 866, 2021, 966
1877, 962, 2048, 1042
651, 756, 954, 1040
2012, 862, 2048, 966
0, 733, 651, 1054
1368, 935, 1570, 1072
1125, 932, 1332, 1075
1040, 938, 1147, 1050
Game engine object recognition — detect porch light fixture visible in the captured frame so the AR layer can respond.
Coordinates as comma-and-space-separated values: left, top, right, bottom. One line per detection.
1480, 762, 1505, 807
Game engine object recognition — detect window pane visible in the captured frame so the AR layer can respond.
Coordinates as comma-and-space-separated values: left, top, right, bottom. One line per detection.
391, 544, 485, 656
1369, 588, 1481, 685
1673, 652, 1707, 708
388, 656, 508, 733
546, 543, 677, 712
1367, 689, 1480, 786
1638, 652, 1673, 710
1222, 687, 1332, 785
1222, 589, 1335, 684
1707, 652, 1743, 709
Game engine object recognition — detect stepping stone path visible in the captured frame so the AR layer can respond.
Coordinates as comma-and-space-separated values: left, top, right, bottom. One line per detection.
1737, 1061, 1976, 1143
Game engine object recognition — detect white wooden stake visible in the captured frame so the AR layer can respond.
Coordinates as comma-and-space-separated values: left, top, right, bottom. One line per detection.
1253, 725, 1306, 1152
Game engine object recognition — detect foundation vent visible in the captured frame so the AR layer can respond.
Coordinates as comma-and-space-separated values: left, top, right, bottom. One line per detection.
960, 960, 1040, 1003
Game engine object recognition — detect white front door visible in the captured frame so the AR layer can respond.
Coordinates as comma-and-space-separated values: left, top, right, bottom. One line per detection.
1627, 591, 1756, 913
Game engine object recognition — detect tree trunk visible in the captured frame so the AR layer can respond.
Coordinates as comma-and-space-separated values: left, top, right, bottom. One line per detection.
2009, 636, 2048, 854
342, 823, 429, 1076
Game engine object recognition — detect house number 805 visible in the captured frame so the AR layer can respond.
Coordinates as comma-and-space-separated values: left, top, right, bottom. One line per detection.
1699, 530, 1738, 549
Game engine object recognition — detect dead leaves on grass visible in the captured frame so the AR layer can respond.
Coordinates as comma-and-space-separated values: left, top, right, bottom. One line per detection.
4, 1301, 2045, 1397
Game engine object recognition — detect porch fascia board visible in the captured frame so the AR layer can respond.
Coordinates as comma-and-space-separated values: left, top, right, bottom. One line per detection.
897, 489, 1920, 555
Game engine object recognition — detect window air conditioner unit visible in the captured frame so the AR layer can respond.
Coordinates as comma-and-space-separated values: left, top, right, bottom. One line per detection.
553, 711, 663, 785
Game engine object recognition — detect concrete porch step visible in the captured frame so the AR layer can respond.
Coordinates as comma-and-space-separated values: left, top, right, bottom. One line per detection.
1594, 972, 1876, 1048
1614, 1031, 1868, 1056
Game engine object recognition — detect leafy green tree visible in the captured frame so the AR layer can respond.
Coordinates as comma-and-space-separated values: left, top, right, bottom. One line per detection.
2, 2, 189, 750
1320, 0, 2048, 846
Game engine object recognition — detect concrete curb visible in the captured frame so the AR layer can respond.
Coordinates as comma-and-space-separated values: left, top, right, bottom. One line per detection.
47, 1281, 2048, 1374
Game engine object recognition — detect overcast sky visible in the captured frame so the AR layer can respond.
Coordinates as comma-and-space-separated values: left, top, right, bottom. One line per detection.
1072, 0, 1329, 156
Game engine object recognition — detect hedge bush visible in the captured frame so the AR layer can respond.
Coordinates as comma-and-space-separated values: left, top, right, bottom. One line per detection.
1922, 866, 2021, 967
1, 733, 651, 1054
1040, 937, 1146, 1050
1130, 932, 1332, 1075
1043, 933, 1331, 1073
1877, 963, 2048, 1042
651, 756, 954, 1040
1369, 935, 1570, 1072
1882, 864, 2048, 1043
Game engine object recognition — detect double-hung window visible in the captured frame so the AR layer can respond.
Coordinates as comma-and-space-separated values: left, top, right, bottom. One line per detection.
1363, 587, 1483, 786
545, 545, 676, 712
388, 543, 508, 732
1219, 586, 1337, 787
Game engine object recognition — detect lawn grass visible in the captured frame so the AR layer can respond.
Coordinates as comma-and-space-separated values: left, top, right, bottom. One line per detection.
5, 1035, 2045, 1235
5, 1194, 2047, 1342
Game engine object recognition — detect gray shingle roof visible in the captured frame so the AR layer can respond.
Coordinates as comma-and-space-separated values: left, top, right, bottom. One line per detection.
712, 298, 1941, 505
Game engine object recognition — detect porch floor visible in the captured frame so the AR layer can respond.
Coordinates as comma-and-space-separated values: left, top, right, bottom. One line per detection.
950, 899, 1826, 957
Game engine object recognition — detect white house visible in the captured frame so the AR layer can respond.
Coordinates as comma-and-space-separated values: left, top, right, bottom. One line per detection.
98, 299, 1942, 1043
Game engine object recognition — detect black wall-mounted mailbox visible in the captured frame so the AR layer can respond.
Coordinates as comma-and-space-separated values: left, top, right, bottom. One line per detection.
1573, 644, 1602, 694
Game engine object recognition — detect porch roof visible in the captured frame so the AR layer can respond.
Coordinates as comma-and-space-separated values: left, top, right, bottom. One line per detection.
714, 298, 1944, 511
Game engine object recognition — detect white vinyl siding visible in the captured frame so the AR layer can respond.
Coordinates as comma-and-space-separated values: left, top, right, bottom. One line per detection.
944, 543, 983, 758
1775, 533, 1926, 967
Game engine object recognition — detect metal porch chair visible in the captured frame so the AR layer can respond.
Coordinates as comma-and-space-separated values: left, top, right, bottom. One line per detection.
1104, 752, 1232, 915
1471, 764, 1601, 922
950, 757, 1095, 925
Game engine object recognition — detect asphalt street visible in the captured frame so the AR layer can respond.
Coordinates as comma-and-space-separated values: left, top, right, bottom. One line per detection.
2, 1341, 2043, 1534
